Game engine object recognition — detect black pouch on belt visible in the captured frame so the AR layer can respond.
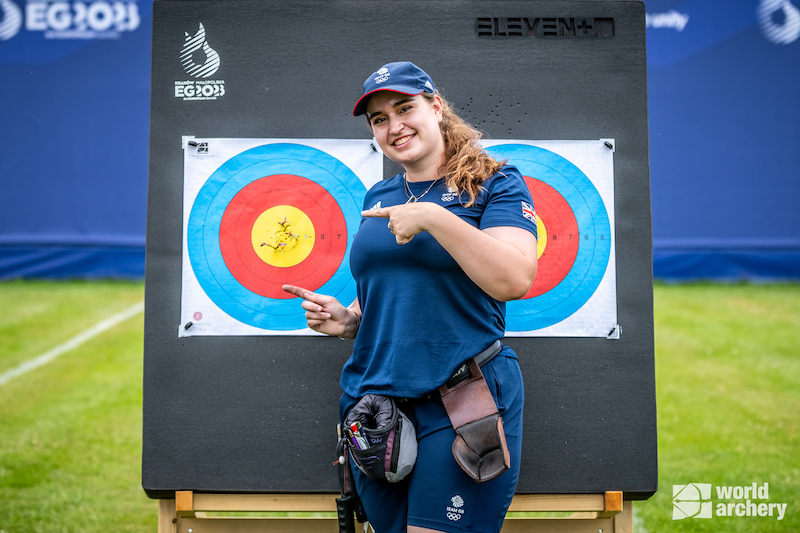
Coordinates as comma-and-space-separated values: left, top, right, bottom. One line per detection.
438, 341, 510, 483
344, 394, 418, 483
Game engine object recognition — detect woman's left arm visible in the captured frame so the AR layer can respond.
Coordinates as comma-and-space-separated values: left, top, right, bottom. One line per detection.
363, 203, 538, 301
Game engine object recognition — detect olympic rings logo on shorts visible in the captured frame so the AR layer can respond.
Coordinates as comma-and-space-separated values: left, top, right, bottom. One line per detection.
446, 499, 465, 522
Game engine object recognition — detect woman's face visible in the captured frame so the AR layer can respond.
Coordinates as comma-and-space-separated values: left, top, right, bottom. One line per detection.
365, 92, 445, 173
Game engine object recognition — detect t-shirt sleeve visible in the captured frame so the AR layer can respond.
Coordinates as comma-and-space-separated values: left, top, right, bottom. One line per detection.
479, 166, 538, 239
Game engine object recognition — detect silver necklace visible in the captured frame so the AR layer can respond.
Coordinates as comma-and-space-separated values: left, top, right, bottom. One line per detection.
404, 174, 441, 203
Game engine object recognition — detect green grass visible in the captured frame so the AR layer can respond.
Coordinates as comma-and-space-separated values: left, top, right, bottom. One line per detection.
0, 280, 155, 532
0, 280, 798, 532
636, 282, 800, 532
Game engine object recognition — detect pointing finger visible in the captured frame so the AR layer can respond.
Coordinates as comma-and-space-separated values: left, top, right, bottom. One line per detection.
282, 284, 307, 298
361, 208, 389, 218
282, 284, 322, 304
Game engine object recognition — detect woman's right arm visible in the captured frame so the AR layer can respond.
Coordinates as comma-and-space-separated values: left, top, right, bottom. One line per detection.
281, 284, 361, 338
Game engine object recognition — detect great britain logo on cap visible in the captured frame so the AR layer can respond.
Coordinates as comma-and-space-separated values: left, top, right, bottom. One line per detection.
374, 67, 390, 84
353, 61, 436, 116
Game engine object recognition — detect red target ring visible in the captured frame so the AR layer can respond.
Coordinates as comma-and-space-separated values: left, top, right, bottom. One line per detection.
524, 176, 580, 299
219, 174, 347, 299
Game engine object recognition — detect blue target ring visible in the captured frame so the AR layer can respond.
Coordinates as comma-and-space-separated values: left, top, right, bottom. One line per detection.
188, 143, 366, 330
486, 144, 611, 331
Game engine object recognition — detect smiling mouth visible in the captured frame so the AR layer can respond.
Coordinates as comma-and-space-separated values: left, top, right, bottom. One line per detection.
393, 135, 414, 147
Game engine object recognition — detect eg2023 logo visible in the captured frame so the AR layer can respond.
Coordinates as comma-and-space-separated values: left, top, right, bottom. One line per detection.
174, 23, 226, 101
673, 482, 788, 521
0, 0, 140, 41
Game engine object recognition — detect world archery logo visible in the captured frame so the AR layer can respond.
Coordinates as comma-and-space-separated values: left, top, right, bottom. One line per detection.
673, 483, 713, 520
673, 482, 788, 521
0, 0, 22, 41
175, 23, 226, 101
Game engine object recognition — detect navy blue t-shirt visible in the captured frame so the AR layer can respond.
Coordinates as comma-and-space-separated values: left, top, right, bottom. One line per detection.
341, 165, 537, 398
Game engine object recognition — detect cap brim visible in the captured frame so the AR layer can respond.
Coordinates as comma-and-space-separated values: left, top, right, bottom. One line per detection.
352, 86, 425, 116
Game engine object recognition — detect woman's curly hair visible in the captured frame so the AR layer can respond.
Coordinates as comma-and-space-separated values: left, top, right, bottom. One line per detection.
422, 91, 504, 207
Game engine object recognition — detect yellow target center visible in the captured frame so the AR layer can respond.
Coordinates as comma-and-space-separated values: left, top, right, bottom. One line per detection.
535, 215, 546, 259
251, 205, 315, 267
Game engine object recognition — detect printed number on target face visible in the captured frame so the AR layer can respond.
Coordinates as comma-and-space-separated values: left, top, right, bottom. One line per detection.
551, 234, 605, 240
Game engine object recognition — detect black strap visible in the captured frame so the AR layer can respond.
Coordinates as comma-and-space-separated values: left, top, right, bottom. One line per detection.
445, 340, 503, 388
336, 430, 367, 527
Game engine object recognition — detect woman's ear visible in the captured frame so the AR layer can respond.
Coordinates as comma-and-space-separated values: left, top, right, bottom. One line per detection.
432, 94, 444, 123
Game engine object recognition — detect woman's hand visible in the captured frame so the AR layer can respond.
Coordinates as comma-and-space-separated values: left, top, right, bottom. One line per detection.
281, 284, 361, 338
362, 203, 537, 301
362, 202, 439, 245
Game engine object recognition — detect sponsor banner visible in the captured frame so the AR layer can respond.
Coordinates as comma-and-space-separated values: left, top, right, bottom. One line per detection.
0, 0, 141, 41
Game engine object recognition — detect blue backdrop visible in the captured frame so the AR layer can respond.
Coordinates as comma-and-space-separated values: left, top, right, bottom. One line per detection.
647, 0, 800, 279
1, 0, 798, 279
0, 0, 151, 278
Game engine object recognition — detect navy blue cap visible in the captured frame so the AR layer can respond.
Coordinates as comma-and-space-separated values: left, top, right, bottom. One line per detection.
352, 61, 436, 116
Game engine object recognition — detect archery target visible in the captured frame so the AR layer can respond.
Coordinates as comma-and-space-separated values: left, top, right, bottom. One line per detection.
185, 141, 378, 333
217, 174, 348, 299
485, 143, 613, 333
522, 176, 580, 299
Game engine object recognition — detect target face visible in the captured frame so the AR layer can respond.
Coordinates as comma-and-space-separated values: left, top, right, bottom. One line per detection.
218, 174, 348, 299
186, 142, 372, 332
485, 143, 613, 332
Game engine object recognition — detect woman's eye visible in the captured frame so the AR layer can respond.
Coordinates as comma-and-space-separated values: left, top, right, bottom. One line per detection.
371, 117, 385, 126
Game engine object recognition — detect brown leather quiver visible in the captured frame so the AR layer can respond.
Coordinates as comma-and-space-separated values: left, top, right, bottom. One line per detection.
438, 357, 510, 483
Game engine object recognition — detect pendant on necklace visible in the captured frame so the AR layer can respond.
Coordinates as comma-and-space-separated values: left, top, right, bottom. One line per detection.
404, 174, 441, 204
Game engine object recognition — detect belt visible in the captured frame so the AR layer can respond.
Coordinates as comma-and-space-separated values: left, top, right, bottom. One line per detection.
445, 340, 503, 389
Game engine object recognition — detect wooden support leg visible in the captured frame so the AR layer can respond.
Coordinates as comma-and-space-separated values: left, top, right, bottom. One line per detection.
613, 500, 634, 533
158, 499, 177, 533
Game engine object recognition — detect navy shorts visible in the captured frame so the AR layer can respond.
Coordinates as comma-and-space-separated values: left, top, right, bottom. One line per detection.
339, 350, 524, 533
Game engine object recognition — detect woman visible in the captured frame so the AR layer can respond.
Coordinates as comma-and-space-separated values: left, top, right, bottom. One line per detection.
283, 61, 538, 533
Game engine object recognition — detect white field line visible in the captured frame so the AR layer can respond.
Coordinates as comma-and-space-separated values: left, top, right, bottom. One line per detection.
0, 301, 144, 387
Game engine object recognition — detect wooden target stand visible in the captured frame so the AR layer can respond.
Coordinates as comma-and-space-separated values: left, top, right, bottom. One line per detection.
157, 491, 632, 532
